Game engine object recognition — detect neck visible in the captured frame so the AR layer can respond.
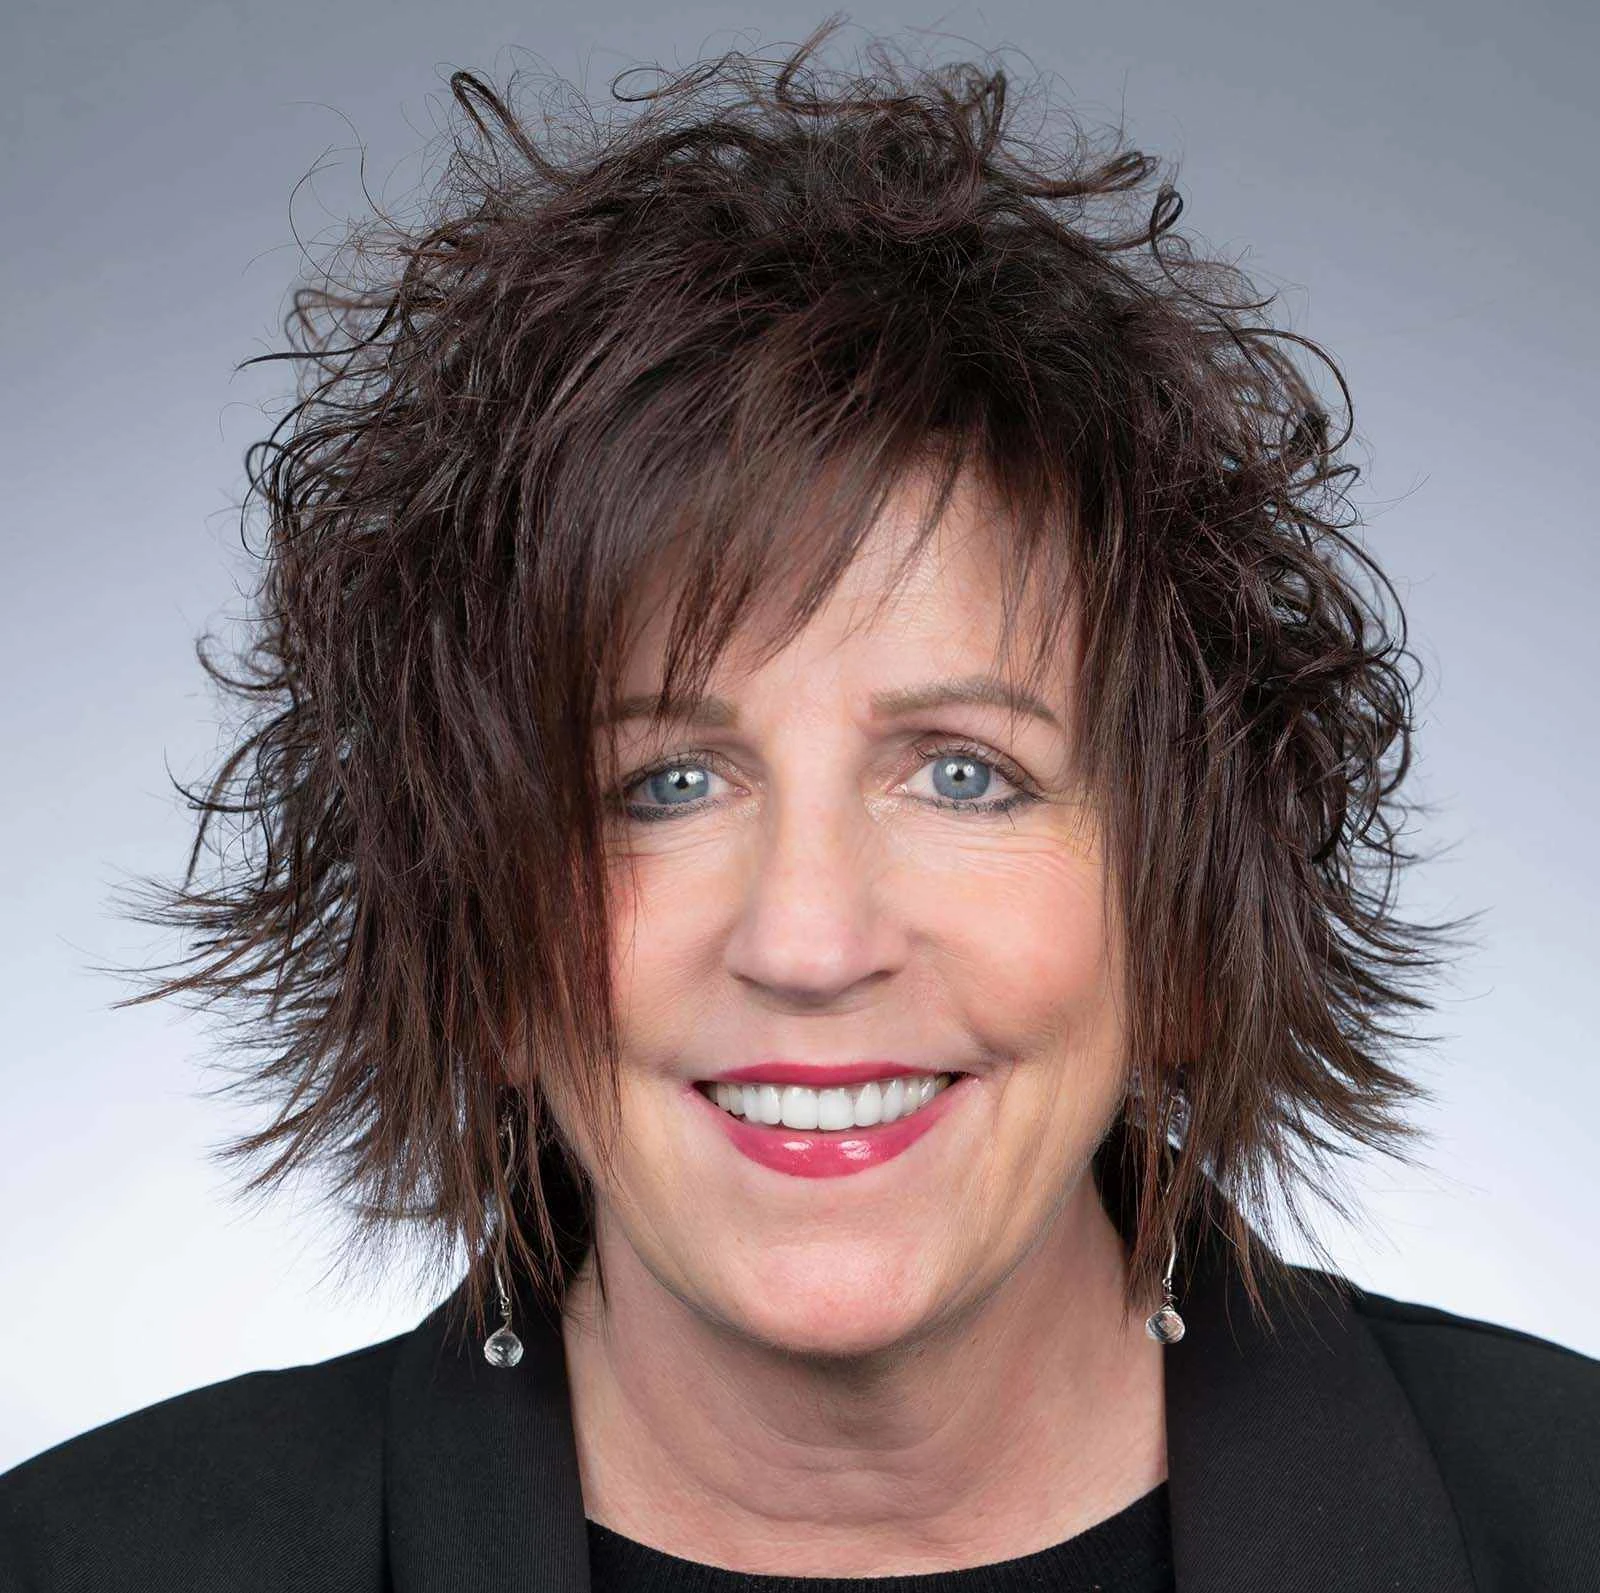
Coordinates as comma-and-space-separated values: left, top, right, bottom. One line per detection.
560, 1175, 1168, 1576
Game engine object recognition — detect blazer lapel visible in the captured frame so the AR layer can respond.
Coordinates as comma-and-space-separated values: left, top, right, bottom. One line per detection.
384, 1200, 1477, 1592
1165, 1217, 1477, 1592
386, 1275, 591, 1593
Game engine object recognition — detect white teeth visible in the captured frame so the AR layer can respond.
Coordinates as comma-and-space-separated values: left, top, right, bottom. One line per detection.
707, 1073, 955, 1129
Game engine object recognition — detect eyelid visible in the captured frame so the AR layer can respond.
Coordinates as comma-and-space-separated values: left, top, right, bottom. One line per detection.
905, 734, 1039, 797
618, 745, 738, 790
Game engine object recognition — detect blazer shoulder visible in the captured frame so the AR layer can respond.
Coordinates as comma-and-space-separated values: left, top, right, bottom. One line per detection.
1350, 1281, 1600, 1411
1346, 1280, 1600, 1590
0, 1331, 406, 1593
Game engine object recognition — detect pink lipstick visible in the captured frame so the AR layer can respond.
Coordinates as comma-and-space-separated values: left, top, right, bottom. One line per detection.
686, 1071, 974, 1179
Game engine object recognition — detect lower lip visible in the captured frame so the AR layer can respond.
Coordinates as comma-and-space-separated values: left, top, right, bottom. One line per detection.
686, 1076, 975, 1178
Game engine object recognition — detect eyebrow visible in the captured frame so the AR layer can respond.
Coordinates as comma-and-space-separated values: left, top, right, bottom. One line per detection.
602, 674, 1062, 731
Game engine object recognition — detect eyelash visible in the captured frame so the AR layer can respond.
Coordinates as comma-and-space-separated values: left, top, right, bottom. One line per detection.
610, 738, 1041, 824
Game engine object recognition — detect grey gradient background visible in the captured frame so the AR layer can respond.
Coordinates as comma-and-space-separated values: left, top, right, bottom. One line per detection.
3, 0, 1596, 1471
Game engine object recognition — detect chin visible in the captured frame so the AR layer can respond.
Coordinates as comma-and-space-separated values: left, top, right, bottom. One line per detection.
706, 1249, 955, 1360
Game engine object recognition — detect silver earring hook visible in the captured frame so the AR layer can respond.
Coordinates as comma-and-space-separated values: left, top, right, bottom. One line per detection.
483, 1109, 525, 1369
492, 1249, 512, 1321
1144, 1083, 1188, 1345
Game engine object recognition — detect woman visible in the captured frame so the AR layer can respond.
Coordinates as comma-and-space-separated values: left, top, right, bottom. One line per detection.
2, 22, 1595, 1591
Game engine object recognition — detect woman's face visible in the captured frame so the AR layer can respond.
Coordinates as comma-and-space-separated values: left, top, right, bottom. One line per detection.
564, 466, 1131, 1356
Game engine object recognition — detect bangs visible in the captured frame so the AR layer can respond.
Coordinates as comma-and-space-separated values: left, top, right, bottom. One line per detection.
577, 415, 1083, 769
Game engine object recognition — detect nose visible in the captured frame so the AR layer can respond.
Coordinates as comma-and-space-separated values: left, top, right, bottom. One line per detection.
722, 782, 906, 1009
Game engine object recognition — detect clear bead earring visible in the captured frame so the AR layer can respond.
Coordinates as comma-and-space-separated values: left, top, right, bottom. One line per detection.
1145, 1229, 1187, 1344
483, 1110, 525, 1369
484, 1249, 525, 1368
1144, 1083, 1188, 1345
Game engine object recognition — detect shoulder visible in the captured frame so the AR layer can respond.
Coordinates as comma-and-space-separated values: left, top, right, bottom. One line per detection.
1341, 1276, 1600, 1587
1347, 1277, 1600, 1426
0, 1331, 407, 1593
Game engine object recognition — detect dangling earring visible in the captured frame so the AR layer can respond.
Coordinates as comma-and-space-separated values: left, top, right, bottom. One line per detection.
483, 1110, 525, 1369
1144, 1082, 1188, 1345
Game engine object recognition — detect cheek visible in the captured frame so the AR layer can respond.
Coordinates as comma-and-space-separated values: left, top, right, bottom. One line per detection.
604, 846, 733, 1033
907, 841, 1120, 1049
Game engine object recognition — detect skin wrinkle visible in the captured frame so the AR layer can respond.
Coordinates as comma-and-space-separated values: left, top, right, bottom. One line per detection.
550, 465, 1166, 1576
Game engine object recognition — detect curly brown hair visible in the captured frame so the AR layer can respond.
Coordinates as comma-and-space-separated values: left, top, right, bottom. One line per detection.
119, 17, 1454, 1340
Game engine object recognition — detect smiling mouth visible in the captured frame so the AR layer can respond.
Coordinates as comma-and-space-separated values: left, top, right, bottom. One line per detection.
694, 1072, 960, 1131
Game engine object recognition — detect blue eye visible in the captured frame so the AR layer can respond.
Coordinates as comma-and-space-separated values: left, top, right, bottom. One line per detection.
907, 741, 1035, 816
927, 753, 994, 802
638, 764, 713, 809
612, 742, 1038, 823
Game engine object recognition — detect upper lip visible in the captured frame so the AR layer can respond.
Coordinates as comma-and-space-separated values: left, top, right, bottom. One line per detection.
697, 1061, 966, 1087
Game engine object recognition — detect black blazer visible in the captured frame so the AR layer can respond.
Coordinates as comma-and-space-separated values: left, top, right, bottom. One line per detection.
3, 1198, 1598, 1591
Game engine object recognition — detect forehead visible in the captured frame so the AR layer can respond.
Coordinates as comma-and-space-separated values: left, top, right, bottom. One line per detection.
607, 464, 1072, 715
